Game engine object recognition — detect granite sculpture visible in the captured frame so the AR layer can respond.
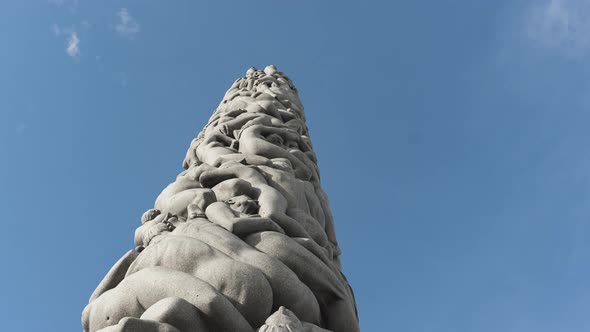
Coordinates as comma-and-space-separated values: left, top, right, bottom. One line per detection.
82, 65, 360, 332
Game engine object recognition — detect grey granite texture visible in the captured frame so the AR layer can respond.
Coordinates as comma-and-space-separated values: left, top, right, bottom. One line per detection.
82, 65, 360, 332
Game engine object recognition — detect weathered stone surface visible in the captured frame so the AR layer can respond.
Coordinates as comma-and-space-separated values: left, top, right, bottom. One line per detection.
82, 65, 360, 332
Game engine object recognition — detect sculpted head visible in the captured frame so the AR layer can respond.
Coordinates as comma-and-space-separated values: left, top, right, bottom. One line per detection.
226, 195, 260, 216
134, 212, 170, 247
141, 209, 161, 224
258, 306, 303, 332
265, 133, 286, 148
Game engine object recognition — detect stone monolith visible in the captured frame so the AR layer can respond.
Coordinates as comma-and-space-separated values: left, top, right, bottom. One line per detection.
82, 65, 360, 332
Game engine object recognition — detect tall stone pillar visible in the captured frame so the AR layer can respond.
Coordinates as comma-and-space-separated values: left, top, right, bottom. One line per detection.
82, 66, 360, 332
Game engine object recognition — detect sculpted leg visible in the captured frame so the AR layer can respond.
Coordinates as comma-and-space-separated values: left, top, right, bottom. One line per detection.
154, 176, 203, 210
84, 267, 253, 332
288, 148, 320, 182
210, 153, 271, 168
140, 297, 210, 332
286, 207, 329, 248
314, 185, 341, 260
303, 181, 325, 227
199, 163, 267, 188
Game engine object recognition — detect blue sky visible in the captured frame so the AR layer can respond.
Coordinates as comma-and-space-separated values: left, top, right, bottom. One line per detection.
1, 1, 590, 331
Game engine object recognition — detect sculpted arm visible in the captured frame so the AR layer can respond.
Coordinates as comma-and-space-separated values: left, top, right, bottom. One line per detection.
205, 202, 284, 236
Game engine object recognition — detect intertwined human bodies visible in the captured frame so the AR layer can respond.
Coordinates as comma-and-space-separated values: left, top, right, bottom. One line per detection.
83, 66, 359, 332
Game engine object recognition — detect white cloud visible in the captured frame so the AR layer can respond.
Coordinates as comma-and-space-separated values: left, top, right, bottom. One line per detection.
48, 0, 66, 6
48, 0, 78, 12
52, 25, 82, 59
52, 23, 61, 36
66, 31, 80, 58
116, 8, 140, 38
526, 0, 590, 57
